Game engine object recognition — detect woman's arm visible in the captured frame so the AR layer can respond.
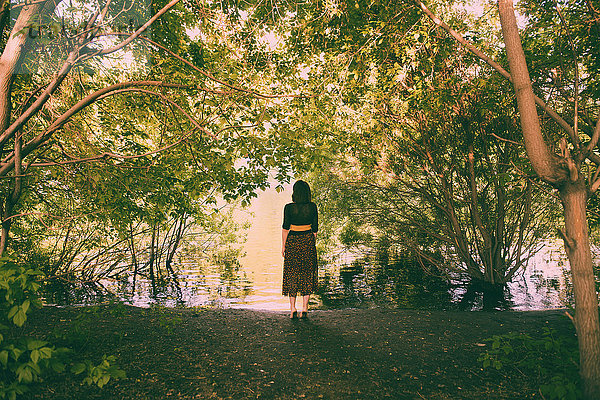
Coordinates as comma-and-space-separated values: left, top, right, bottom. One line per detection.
282, 229, 289, 257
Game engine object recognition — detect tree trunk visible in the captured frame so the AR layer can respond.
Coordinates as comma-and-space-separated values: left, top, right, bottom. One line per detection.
497, 0, 567, 185
0, 3, 47, 254
0, 129, 22, 254
497, 1, 600, 396
560, 180, 600, 399
147, 222, 157, 295
0, 3, 45, 131
129, 223, 139, 293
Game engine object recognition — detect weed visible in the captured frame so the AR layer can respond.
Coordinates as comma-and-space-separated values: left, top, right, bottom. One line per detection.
478, 327, 580, 400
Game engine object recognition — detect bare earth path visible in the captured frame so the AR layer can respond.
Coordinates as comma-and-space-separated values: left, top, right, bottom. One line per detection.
23, 306, 573, 399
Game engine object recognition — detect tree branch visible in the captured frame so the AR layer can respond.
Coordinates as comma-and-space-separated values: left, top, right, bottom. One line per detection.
555, 1, 581, 150
504, 181, 532, 280
0, 0, 182, 152
585, 114, 600, 156
9, 0, 49, 10
97, 0, 180, 56
30, 130, 196, 167
467, 145, 494, 278
99, 32, 312, 100
0, 81, 189, 175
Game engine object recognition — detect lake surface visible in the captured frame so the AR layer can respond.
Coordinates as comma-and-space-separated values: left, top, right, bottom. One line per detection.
44, 183, 576, 311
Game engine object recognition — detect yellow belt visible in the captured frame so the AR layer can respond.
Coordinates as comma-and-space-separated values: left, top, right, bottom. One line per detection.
290, 224, 311, 231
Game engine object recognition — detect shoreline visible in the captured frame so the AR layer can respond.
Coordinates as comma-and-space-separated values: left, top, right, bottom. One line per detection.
39, 300, 572, 314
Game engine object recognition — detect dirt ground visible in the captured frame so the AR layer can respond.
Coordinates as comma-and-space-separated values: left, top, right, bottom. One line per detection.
21, 306, 574, 399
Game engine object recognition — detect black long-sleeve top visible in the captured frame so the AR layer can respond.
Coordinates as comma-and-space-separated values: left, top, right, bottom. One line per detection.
282, 202, 318, 232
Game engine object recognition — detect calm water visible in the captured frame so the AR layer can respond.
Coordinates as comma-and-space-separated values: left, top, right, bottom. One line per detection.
44, 183, 575, 311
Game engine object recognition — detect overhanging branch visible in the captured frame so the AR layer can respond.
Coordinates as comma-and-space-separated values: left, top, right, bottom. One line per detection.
0, 81, 190, 176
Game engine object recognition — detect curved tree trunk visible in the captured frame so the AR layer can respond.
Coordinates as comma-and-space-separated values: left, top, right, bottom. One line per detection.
560, 180, 600, 399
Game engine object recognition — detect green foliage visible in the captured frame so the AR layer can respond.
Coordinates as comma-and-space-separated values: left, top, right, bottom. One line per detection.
478, 327, 580, 400
280, 0, 560, 284
52, 303, 125, 348
5, 0, 305, 288
53, 304, 132, 387
0, 260, 43, 328
338, 223, 373, 248
149, 304, 183, 334
519, 0, 600, 101
71, 355, 126, 389
0, 256, 68, 400
0, 257, 127, 399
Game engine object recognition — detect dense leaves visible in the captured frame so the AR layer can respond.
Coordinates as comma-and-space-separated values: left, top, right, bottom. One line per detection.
1, 0, 319, 288
293, 0, 560, 283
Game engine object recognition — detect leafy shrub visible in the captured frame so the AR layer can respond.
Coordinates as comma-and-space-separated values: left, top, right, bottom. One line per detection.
0, 256, 59, 399
478, 327, 580, 400
0, 256, 125, 399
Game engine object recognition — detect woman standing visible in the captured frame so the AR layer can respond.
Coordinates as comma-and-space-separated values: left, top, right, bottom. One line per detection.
281, 180, 318, 319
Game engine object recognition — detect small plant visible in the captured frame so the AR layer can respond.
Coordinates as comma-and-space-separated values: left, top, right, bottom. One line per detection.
478, 327, 580, 400
71, 355, 126, 388
53, 301, 127, 348
150, 304, 182, 334
106, 299, 129, 317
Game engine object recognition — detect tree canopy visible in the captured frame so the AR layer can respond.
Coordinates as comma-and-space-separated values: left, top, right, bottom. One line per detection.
1, 0, 600, 397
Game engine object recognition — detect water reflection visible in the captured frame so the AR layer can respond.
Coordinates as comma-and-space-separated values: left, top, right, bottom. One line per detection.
316, 257, 553, 311
454, 281, 513, 311
317, 259, 455, 310
43, 260, 255, 308
42, 251, 574, 312
43, 280, 113, 306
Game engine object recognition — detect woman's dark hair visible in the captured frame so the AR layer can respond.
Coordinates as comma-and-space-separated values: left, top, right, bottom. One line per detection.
292, 180, 311, 203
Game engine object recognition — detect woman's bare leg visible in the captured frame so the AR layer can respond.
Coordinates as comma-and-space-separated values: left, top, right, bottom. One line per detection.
302, 295, 310, 313
289, 296, 297, 317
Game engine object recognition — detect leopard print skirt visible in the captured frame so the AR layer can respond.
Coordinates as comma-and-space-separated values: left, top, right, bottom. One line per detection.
282, 231, 317, 296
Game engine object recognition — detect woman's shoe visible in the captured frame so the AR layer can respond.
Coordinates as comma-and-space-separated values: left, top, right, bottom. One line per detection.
290, 311, 298, 319
300, 311, 308, 319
